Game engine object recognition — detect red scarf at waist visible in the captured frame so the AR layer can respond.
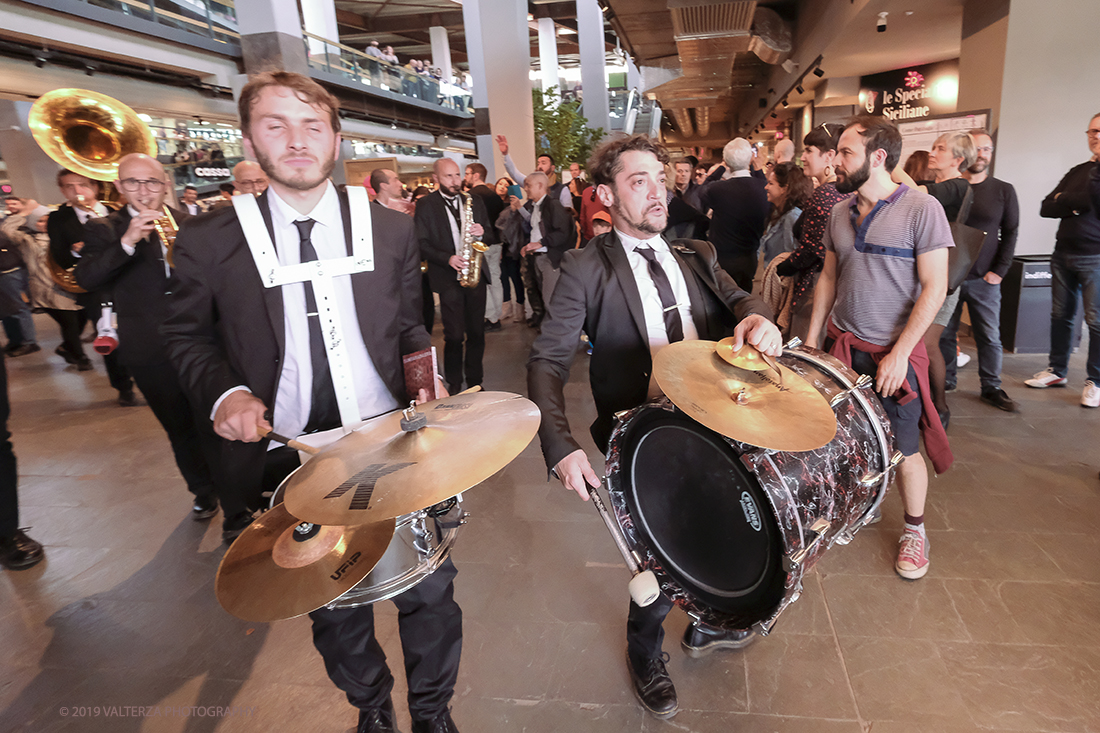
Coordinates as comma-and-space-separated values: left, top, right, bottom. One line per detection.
826, 322, 953, 475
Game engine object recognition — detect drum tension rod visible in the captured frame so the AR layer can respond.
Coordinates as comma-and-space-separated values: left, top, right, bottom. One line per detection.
784, 518, 830, 573
830, 373, 874, 407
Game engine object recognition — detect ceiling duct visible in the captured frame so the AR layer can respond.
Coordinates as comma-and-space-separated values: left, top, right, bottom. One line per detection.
669, 0, 755, 42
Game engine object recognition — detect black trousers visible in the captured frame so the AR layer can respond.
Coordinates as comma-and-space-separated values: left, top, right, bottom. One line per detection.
718, 252, 758, 293
128, 362, 216, 501
0, 353, 18, 536
44, 309, 88, 361
422, 272, 435, 335
436, 279, 486, 393
627, 595, 676, 666
263, 447, 463, 719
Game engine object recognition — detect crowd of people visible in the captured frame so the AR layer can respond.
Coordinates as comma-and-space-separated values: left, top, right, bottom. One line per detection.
0, 68, 1097, 730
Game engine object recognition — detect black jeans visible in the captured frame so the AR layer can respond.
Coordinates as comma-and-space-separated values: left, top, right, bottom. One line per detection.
44, 309, 88, 360
0, 353, 18, 536
627, 595, 676, 666
500, 254, 524, 305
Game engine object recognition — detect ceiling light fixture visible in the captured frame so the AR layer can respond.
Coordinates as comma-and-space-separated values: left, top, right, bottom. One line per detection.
813, 67, 825, 78
796, 84, 804, 94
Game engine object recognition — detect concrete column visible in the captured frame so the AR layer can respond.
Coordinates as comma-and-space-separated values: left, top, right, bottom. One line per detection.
538, 17, 559, 94
235, 0, 308, 74
577, 0, 609, 132
430, 26, 453, 84
966, 0, 1100, 255
461, 0, 536, 183
0, 100, 65, 205
300, 0, 340, 56
626, 54, 640, 93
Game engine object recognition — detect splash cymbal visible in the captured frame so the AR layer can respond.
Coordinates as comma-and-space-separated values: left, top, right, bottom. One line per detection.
283, 391, 540, 525
653, 340, 837, 452
215, 504, 395, 622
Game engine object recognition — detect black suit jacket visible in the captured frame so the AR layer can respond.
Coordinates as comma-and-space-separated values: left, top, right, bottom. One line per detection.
414, 190, 495, 291
76, 206, 190, 367
46, 205, 85, 270
162, 189, 429, 498
527, 232, 774, 468
523, 195, 575, 268
697, 176, 770, 258
469, 184, 505, 241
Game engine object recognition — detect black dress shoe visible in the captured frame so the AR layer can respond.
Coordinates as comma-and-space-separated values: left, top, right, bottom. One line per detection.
76, 357, 94, 372
627, 651, 678, 719
118, 389, 139, 407
357, 700, 397, 733
681, 621, 757, 658
8, 343, 41, 357
55, 345, 78, 365
191, 494, 219, 521
222, 511, 255, 543
0, 528, 45, 570
981, 387, 1019, 412
483, 320, 502, 332
411, 709, 459, 733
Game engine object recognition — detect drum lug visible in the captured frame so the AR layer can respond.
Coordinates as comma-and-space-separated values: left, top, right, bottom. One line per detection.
784, 336, 803, 350
859, 450, 906, 487
458, 512, 469, 526
784, 518, 830, 572
829, 373, 874, 407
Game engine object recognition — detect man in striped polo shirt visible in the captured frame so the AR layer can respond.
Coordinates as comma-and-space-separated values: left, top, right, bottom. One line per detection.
807, 116, 954, 580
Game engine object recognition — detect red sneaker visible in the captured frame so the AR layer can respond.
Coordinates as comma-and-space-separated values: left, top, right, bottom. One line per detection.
895, 529, 929, 580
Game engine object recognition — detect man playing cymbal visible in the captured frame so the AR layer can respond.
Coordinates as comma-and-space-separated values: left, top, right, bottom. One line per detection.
527, 134, 782, 720
162, 70, 461, 733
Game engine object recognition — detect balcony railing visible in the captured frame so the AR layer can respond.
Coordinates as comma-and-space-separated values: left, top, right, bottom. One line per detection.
83, 0, 239, 44
303, 31, 472, 115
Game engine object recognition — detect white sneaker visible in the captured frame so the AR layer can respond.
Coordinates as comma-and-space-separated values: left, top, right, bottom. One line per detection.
1025, 369, 1068, 389
1083, 381, 1100, 408
956, 352, 971, 368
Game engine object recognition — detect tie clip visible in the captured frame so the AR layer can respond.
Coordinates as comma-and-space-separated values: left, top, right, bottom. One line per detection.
663, 304, 682, 313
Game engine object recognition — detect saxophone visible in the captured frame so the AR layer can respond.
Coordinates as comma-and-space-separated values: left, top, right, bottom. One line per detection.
457, 191, 488, 288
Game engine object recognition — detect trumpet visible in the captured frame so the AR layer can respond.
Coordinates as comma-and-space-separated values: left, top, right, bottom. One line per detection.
152, 207, 179, 267
457, 191, 488, 289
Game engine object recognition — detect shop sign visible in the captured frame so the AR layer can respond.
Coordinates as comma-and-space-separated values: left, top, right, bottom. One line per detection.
195, 167, 231, 178
859, 60, 959, 122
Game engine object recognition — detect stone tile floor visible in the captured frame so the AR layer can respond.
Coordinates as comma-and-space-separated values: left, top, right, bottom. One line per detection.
0, 312, 1097, 732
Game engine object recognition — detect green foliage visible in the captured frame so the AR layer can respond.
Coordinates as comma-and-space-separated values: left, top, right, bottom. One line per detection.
531, 86, 605, 169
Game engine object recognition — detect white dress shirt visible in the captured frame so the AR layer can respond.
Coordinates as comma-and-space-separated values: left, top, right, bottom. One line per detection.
616, 228, 699, 399
528, 195, 547, 252
184, 202, 200, 216
212, 183, 398, 439
440, 192, 465, 256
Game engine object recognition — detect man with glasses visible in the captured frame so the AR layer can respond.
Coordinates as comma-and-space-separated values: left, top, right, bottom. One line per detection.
1028, 114, 1100, 408
231, 159, 269, 196
75, 154, 231, 526
941, 130, 1019, 412
47, 170, 136, 403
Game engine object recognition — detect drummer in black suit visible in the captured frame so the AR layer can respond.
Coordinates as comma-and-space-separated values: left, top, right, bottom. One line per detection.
527, 134, 783, 720
161, 71, 461, 733
75, 153, 228, 527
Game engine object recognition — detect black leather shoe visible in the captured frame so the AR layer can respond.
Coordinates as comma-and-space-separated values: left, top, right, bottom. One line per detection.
55, 345, 78, 365
981, 388, 1019, 412
411, 709, 459, 733
118, 390, 139, 407
357, 700, 397, 733
191, 494, 218, 521
0, 529, 45, 570
222, 511, 255, 543
8, 343, 40, 357
76, 357, 93, 372
681, 621, 757, 658
627, 651, 678, 719
483, 320, 502, 332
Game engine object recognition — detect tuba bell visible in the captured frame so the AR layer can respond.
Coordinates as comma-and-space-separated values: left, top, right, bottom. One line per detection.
28, 89, 159, 291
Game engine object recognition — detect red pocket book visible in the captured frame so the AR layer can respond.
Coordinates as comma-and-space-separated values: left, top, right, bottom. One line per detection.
403, 347, 438, 401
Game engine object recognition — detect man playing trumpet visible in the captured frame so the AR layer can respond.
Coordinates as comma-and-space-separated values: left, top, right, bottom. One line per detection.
75, 153, 233, 531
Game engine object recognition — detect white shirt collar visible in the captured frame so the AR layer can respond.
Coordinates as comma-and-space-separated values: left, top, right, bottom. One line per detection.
533, 195, 546, 206
615, 227, 667, 255
728, 169, 751, 179
268, 181, 341, 234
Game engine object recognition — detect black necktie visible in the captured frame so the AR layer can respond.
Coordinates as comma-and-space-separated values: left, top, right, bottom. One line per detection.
635, 245, 685, 343
443, 195, 461, 224
293, 218, 341, 432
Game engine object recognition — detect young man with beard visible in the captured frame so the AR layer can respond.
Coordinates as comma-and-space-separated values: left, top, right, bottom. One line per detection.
415, 158, 495, 393
941, 130, 1020, 412
162, 71, 462, 733
75, 154, 228, 526
806, 116, 954, 581
527, 134, 782, 720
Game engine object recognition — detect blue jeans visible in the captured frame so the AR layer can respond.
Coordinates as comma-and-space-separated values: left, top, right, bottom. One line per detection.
942, 277, 1004, 391
1049, 252, 1100, 383
0, 269, 35, 347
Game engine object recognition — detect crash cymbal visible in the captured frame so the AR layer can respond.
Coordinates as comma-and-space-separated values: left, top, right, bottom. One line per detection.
653, 340, 837, 452
215, 503, 395, 622
715, 338, 782, 382
283, 391, 540, 525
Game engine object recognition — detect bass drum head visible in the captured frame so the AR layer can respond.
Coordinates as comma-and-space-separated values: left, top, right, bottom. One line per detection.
620, 408, 786, 620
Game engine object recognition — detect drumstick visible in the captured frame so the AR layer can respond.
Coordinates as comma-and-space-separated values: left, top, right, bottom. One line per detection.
257, 426, 321, 455
587, 481, 661, 607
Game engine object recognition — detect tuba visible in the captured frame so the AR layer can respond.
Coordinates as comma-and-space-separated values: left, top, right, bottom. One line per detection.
457, 191, 488, 288
28, 89, 158, 289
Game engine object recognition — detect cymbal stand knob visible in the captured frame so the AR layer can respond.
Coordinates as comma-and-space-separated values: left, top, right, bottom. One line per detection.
401, 401, 427, 432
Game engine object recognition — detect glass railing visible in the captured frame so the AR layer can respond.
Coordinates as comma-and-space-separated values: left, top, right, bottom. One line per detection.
84, 0, 239, 44
303, 31, 473, 115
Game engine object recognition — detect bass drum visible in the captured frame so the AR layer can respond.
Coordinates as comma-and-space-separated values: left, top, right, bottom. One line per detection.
605, 346, 900, 633
270, 475, 466, 608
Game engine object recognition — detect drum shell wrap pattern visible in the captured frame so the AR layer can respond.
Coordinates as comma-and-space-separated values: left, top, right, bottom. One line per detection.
605, 347, 895, 631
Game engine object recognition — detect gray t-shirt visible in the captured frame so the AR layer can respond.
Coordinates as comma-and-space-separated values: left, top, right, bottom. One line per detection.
824, 184, 953, 346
